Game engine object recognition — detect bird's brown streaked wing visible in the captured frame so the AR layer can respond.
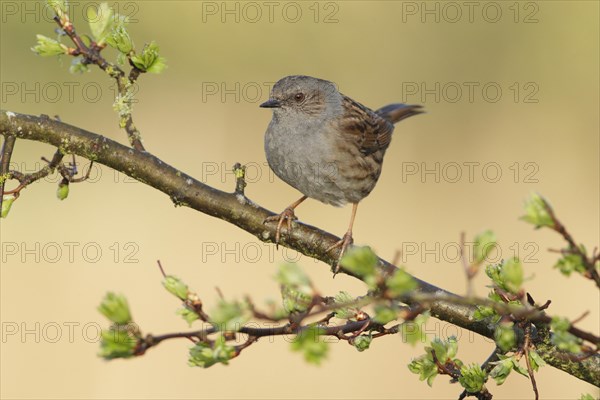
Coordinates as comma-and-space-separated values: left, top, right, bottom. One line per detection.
338, 95, 395, 156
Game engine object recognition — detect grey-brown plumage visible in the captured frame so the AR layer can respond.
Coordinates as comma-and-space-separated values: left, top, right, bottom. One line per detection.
261, 75, 423, 271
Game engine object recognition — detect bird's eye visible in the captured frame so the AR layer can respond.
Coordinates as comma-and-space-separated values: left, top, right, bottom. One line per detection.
294, 92, 305, 102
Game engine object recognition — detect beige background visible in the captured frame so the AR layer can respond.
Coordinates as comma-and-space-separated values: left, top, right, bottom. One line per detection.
1, 1, 599, 399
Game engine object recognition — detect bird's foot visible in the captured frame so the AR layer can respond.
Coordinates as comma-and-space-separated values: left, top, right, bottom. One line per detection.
264, 207, 298, 249
326, 231, 354, 275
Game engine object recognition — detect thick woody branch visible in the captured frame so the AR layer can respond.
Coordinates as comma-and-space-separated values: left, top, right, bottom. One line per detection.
0, 110, 598, 386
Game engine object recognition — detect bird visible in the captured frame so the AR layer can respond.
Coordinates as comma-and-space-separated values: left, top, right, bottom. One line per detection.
260, 75, 423, 272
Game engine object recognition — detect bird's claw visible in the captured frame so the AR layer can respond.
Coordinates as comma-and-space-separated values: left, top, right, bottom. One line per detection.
264, 208, 298, 249
326, 231, 354, 275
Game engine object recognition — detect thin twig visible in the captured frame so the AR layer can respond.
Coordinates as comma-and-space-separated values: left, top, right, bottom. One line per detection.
0, 135, 17, 211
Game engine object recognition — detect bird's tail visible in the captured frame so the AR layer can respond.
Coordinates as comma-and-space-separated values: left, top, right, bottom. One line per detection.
376, 104, 424, 124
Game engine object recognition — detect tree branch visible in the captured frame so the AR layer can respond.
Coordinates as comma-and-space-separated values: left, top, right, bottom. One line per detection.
1, 110, 598, 386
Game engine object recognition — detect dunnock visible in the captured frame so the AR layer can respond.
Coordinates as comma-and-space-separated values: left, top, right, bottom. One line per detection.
261, 75, 423, 272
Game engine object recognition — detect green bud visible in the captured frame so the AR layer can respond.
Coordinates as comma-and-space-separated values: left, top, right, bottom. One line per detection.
352, 335, 372, 352
106, 21, 134, 54
98, 292, 132, 324
1, 195, 16, 218
486, 258, 523, 294
162, 275, 188, 300
494, 322, 516, 352
56, 180, 69, 200
408, 355, 438, 387
458, 364, 486, 393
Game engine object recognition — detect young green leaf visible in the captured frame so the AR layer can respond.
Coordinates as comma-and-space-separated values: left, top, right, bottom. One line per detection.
98, 292, 132, 324
32, 34, 69, 57
340, 246, 379, 288
69, 57, 90, 74
554, 253, 586, 276
291, 326, 328, 365
98, 326, 138, 359
47, 0, 68, 18
385, 268, 417, 297
520, 192, 554, 228
400, 312, 429, 346
373, 304, 397, 325
332, 291, 358, 320
130, 41, 167, 73
276, 263, 311, 289
87, 3, 115, 45
176, 307, 200, 326
473, 305, 497, 322
528, 350, 546, 372
472, 230, 496, 265
276, 263, 313, 313
209, 299, 250, 332
551, 317, 583, 353
188, 335, 236, 368
489, 354, 516, 385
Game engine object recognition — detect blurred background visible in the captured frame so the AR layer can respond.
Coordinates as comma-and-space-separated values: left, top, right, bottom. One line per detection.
1, 1, 598, 399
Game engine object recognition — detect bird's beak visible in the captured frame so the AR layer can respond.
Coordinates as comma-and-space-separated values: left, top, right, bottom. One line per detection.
260, 99, 281, 108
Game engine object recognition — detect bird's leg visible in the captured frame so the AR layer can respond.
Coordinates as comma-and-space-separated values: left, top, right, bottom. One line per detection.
326, 202, 358, 274
264, 195, 308, 248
